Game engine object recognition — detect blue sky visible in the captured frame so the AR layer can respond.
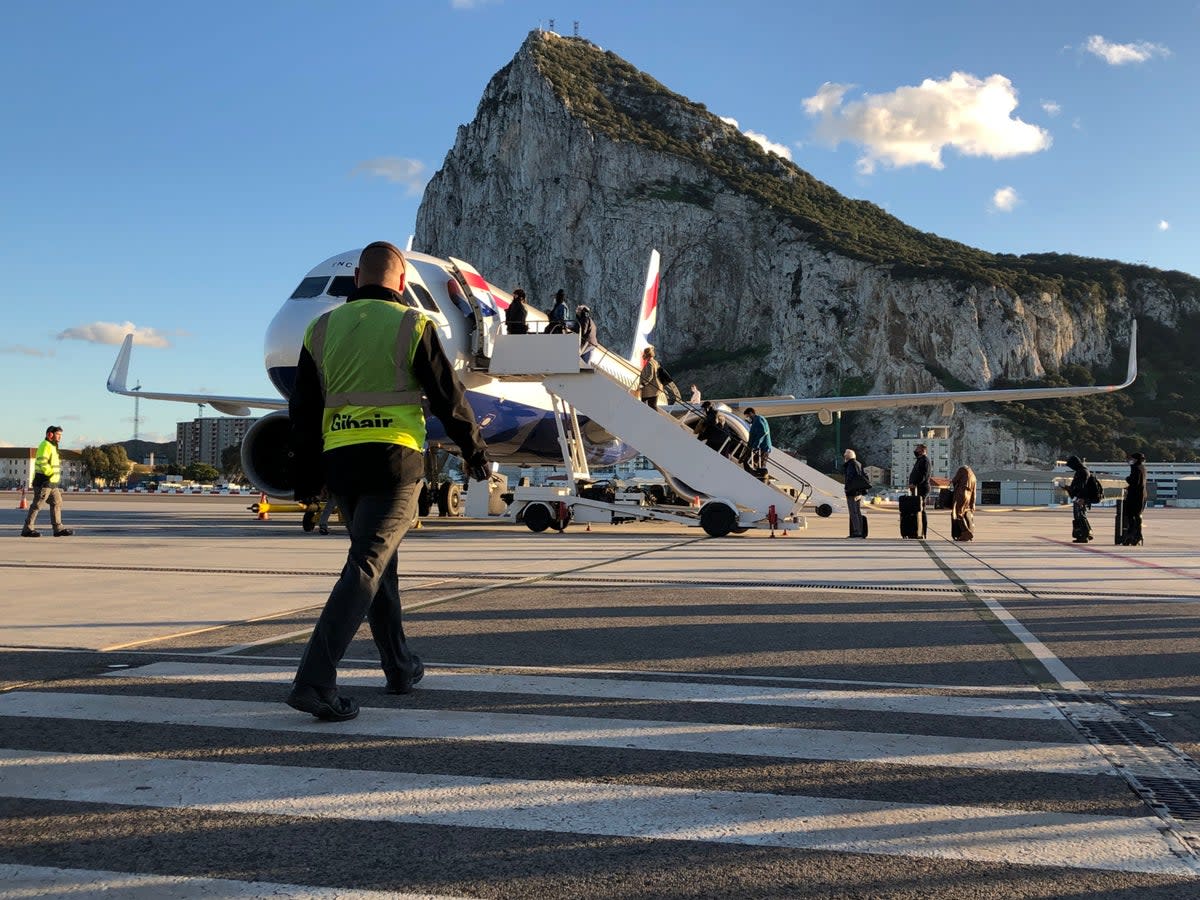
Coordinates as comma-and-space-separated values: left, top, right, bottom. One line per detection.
2, 0, 1195, 449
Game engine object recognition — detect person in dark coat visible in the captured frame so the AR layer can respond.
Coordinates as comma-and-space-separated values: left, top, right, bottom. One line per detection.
547, 290, 569, 334
843, 448, 867, 538
907, 443, 930, 538
696, 401, 730, 455
1123, 451, 1147, 545
1064, 455, 1093, 543
505, 288, 529, 334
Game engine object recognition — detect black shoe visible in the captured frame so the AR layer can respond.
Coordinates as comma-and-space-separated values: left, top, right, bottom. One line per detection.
286, 685, 359, 721
318, 525, 329, 535
1072, 538, 1089, 543
54, 529, 74, 537
386, 658, 425, 695
21, 529, 40, 538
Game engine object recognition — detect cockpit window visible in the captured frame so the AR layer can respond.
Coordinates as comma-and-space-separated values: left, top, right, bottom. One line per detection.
290, 276, 329, 299
327, 275, 356, 298
408, 283, 440, 313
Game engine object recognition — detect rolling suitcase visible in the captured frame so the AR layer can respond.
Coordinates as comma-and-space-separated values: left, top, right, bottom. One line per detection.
952, 511, 974, 541
899, 494, 923, 539
848, 512, 869, 538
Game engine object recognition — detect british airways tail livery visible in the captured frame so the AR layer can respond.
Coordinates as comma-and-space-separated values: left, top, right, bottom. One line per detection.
107, 246, 1137, 503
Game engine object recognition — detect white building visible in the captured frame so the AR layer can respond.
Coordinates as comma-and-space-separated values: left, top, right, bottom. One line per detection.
890, 426, 951, 488
0, 447, 87, 488
176, 417, 258, 469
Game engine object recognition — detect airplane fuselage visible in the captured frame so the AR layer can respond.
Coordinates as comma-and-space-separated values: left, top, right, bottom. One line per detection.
263, 250, 632, 469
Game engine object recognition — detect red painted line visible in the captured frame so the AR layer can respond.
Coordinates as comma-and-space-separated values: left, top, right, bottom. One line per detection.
1037, 536, 1200, 582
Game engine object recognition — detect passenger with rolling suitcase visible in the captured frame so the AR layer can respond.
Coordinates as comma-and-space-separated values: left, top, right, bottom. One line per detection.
899, 490, 925, 539
843, 449, 869, 538
903, 444, 931, 538
1121, 452, 1147, 545
950, 465, 976, 541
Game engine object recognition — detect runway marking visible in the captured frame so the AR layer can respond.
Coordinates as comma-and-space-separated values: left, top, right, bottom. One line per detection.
1038, 537, 1200, 582
0, 864, 468, 900
207, 535, 706, 656
923, 542, 1090, 692
0, 690, 1111, 775
0, 748, 1188, 876
114, 661, 1068, 721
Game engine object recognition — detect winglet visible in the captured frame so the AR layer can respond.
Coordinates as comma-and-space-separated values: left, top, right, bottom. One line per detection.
1123, 320, 1138, 388
106, 333, 134, 394
629, 249, 660, 364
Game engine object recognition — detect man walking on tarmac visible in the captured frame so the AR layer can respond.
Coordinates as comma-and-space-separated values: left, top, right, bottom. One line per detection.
22, 425, 72, 537
286, 241, 490, 722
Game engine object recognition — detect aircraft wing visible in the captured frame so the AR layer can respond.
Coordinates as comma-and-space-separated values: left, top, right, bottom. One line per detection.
106, 333, 286, 417
715, 322, 1138, 420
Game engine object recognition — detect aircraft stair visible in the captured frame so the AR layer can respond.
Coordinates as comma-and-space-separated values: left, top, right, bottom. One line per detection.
486, 333, 812, 535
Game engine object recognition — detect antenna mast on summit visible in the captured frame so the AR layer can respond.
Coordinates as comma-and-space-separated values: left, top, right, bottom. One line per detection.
131, 382, 142, 442
573, 21, 579, 37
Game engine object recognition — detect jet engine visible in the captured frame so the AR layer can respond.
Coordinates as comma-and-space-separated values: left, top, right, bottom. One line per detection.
240, 410, 298, 499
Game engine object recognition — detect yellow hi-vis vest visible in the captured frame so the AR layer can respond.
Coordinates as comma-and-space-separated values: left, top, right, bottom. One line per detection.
304, 300, 429, 452
35, 439, 61, 484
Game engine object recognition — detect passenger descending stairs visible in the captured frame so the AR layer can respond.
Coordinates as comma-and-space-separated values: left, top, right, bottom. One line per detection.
488, 334, 798, 530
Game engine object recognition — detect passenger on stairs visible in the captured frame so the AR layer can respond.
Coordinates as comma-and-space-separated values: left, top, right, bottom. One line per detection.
547, 290, 569, 334
744, 408, 772, 471
572, 304, 599, 364
505, 288, 530, 334
634, 346, 664, 408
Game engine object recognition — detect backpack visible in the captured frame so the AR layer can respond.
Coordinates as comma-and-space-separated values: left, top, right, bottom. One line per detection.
1084, 473, 1104, 504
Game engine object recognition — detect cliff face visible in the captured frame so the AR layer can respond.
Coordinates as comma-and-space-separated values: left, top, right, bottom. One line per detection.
416, 31, 1200, 470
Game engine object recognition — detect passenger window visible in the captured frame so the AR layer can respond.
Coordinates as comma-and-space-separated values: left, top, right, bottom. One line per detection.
289, 276, 329, 299
327, 275, 356, 298
408, 283, 440, 313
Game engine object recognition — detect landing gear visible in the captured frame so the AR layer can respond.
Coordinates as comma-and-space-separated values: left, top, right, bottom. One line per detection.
437, 481, 463, 517
522, 501, 571, 533
700, 501, 738, 538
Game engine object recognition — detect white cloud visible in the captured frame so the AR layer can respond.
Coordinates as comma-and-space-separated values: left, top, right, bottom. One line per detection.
0, 344, 52, 357
55, 322, 173, 347
1159, 220, 1170, 231
991, 186, 1019, 212
803, 73, 1051, 174
720, 117, 793, 160
450, 0, 496, 8
1041, 100, 1061, 116
350, 157, 427, 194
1084, 35, 1170, 65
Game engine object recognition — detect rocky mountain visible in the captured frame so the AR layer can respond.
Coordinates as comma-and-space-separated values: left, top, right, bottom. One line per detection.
416, 30, 1200, 471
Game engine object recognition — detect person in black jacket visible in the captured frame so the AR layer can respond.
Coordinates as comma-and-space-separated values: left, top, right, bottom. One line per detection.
843, 448, 867, 538
1123, 451, 1147, 545
907, 443, 930, 538
505, 288, 530, 334
286, 241, 490, 721
1064, 455, 1093, 543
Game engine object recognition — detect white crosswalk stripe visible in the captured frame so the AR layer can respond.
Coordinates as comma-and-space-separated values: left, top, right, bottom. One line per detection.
0, 660, 1196, 888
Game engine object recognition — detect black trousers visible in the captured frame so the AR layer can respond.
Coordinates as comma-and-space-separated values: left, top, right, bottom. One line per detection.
294, 480, 422, 692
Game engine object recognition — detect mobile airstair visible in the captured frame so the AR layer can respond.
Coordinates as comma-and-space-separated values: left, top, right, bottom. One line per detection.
485, 330, 824, 536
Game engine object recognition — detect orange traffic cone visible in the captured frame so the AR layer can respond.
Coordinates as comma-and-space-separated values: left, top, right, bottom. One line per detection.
585, 521, 592, 532
17, 487, 27, 510
257, 492, 270, 521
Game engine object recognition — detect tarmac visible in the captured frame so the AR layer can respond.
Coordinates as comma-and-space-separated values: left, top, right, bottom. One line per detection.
1, 493, 1199, 898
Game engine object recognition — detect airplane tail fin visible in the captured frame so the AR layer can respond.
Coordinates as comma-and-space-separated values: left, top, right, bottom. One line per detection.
629, 249, 660, 364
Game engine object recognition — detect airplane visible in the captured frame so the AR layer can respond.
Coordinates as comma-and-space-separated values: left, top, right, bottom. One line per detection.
107, 247, 1138, 513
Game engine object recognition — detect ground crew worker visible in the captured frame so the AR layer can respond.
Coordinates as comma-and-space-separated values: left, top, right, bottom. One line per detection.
286, 240, 490, 722
22, 425, 72, 537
